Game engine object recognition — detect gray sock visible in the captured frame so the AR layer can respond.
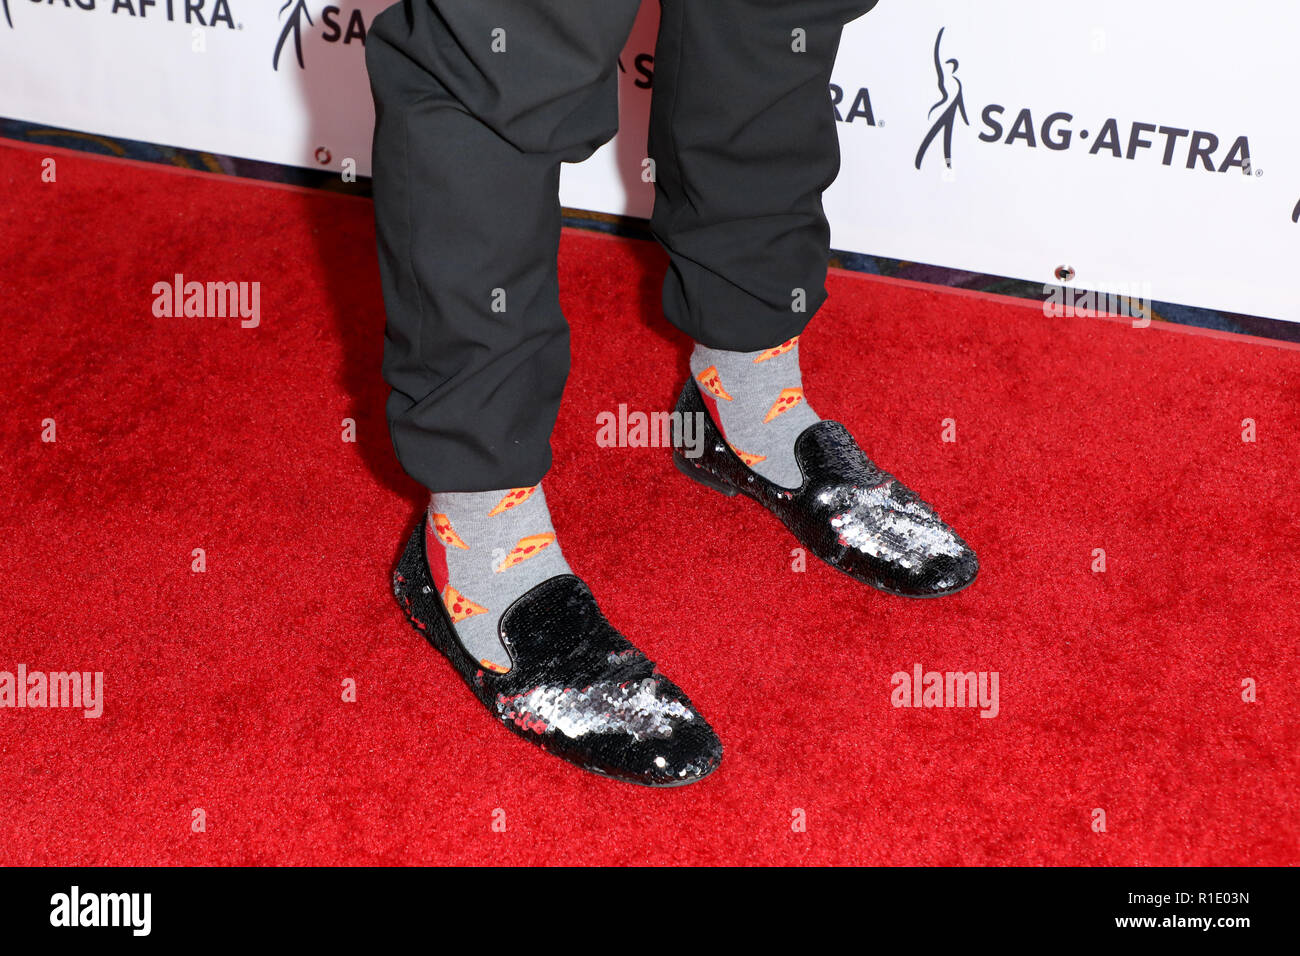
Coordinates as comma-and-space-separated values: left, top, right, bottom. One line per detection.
425, 483, 571, 673
690, 338, 821, 488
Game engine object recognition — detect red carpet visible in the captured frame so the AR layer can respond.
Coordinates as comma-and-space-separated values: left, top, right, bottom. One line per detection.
1, 140, 1297, 866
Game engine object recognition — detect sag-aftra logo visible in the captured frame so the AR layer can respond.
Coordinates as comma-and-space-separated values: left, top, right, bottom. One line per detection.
915, 26, 1254, 177
4, 0, 237, 30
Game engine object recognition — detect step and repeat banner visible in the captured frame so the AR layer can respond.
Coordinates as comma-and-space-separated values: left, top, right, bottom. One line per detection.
2, 0, 1297, 322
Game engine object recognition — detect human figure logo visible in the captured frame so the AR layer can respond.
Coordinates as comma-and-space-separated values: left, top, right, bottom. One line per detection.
914, 27, 969, 170
273, 0, 314, 71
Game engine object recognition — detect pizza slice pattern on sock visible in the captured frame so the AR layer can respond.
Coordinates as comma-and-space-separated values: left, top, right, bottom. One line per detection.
728, 441, 767, 467
423, 484, 573, 675
763, 387, 805, 423
690, 339, 821, 488
442, 585, 487, 623
495, 533, 557, 572
696, 365, 734, 401
753, 336, 799, 364
487, 486, 536, 516
431, 512, 469, 550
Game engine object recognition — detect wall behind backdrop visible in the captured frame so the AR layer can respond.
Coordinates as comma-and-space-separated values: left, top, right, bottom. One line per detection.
2, 0, 1297, 323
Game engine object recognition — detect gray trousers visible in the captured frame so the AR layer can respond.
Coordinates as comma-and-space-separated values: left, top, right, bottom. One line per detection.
366, 0, 879, 492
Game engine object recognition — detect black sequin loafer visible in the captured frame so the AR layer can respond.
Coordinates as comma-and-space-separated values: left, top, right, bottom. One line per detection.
393, 516, 723, 787
672, 380, 978, 598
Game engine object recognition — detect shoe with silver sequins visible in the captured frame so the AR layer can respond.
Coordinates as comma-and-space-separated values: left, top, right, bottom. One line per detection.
393, 515, 723, 786
672, 379, 978, 598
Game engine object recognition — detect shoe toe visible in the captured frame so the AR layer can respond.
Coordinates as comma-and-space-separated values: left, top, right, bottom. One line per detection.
916, 543, 979, 596
835, 523, 978, 597
587, 712, 724, 787
578, 679, 724, 786
496, 670, 723, 787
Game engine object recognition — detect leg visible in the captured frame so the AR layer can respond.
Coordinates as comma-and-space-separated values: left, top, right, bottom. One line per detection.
649, 0, 880, 351
368, 0, 639, 661
651, 0, 878, 487
368, 0, 723, 785
655, 0, 979, 598
368, 0, 642, 493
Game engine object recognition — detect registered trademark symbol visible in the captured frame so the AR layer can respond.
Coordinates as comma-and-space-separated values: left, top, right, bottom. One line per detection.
1255, 168, 1263, 177
878, 120, 886, 127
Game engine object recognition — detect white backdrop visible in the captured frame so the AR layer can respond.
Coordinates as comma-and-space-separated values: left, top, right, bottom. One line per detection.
3, 0, 1297, 322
